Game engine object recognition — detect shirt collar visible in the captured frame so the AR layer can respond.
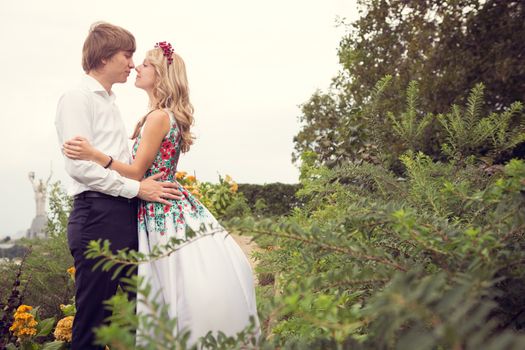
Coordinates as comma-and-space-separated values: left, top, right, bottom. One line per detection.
82, 75, 117, 102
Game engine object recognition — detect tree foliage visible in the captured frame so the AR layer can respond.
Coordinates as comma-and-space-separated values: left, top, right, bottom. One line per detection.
294, 0, 525, 168
339, 0, 525, 113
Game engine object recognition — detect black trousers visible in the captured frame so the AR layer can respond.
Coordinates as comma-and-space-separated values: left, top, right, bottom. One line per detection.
67, 191, 138, 350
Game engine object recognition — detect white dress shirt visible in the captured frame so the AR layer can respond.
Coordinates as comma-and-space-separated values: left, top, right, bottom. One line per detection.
55, 75, 140, 198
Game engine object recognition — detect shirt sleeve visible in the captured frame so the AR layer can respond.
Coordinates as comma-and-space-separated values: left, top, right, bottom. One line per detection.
55, 89, 140, 198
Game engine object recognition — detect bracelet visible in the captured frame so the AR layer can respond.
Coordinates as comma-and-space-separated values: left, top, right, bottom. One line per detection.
104, 155, 113, 169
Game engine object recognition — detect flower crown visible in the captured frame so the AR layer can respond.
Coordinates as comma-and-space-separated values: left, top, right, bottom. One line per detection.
155, 41, 174, 65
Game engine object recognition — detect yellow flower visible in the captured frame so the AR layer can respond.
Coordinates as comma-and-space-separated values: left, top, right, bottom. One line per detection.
224, 175, 232, 183
176, 171, 187, 179
16, 305, 32, 313
11, 323, 37, 337
54, 316, 74, 342
10, 305, 38, 339
14, 312, 33, 320
230, 183, 238, 193
67, 266, 76, 278
186, 175, 196, 183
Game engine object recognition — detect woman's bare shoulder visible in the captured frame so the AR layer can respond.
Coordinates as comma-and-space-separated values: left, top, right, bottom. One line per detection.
146, 109, 170, 122
142, 109, 171, 135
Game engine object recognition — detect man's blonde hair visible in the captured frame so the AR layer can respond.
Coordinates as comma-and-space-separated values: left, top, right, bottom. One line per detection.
82, 22, 136, 73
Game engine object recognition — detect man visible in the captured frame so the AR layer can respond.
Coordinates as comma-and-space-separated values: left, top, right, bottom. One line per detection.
55, 22, 181, 349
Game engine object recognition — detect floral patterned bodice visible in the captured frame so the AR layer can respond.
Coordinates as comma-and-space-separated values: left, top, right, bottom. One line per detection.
133, 112, 182, 183
133, 110, 209, 235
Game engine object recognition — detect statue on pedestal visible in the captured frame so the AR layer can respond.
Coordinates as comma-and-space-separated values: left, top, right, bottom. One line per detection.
27, 171, 52, 239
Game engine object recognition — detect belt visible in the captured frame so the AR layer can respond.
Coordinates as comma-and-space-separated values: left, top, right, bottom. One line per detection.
74, 191, 137, 203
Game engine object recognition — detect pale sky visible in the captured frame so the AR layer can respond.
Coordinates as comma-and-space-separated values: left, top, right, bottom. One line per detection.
0, 0, 359, 237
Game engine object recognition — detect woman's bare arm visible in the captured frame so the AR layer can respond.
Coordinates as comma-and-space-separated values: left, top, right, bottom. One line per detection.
63, 110, 171, 181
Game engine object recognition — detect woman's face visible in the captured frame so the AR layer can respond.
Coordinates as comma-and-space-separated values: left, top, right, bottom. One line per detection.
135, 58, 156, 91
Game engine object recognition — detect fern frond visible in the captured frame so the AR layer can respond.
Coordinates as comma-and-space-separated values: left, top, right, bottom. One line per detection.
465, 83, 485, 128
371, 75, 393, 102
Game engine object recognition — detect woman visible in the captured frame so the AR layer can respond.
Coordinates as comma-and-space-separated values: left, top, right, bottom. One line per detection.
63, 41, 260, 346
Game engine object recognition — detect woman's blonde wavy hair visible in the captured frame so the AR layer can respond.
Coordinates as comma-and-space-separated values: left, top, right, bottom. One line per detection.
131, 46, 194, 153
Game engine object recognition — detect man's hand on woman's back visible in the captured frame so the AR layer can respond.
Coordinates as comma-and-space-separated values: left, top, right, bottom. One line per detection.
138, 173, 183, 205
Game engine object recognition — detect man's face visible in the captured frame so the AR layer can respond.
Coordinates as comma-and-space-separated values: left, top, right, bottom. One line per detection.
103, 50, 134, 85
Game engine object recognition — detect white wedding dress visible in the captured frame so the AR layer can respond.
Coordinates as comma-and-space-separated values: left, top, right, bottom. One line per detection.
134, 111, 260, 346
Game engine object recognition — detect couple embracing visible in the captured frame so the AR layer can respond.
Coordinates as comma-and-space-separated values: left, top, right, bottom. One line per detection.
55, 22, 260, 349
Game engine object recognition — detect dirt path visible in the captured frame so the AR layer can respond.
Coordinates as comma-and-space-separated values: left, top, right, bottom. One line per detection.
231, 234, 262, 284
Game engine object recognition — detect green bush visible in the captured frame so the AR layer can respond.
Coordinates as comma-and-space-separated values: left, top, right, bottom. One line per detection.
225, 156, 525, 348
238, 183, 303, 217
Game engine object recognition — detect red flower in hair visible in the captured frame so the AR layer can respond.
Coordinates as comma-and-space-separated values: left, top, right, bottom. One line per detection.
155, 41, 174, 65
